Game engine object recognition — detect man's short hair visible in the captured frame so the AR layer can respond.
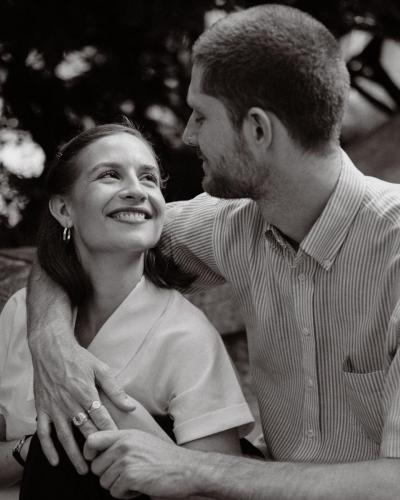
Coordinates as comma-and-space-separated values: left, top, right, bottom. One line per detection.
193, 4, 350, 151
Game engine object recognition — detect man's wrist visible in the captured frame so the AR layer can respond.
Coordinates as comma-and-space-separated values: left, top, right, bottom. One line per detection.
189, 449, 228, 498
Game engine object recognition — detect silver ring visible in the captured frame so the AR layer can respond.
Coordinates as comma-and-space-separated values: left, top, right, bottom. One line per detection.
87, 400, 102, 414
71, 412, 88, 427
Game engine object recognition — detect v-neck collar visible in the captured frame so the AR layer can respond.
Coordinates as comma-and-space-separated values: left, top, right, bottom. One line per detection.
73, 277, 172, 376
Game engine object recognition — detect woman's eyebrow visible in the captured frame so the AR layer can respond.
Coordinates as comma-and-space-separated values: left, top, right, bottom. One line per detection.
90, 162, 160, 175
138, 163, 160, 172
89, 162, 120, 173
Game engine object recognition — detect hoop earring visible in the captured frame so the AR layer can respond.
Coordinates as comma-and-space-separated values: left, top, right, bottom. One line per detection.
63, 226, 71, 242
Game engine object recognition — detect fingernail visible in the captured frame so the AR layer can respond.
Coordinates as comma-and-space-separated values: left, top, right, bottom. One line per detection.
124, 395, 136, 408
78, 464, 88, 475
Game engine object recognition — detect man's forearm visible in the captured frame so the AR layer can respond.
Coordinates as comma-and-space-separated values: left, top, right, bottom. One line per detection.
195, 453, 400, 500
27, 257, 74, 343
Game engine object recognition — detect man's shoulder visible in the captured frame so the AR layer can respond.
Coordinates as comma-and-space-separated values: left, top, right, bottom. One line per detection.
362, 177, 400, 226
166, 193, 259, 228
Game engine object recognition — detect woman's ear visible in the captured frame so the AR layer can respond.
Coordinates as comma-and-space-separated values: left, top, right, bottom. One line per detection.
242, 107, 273, 150
49, 195, 73, 228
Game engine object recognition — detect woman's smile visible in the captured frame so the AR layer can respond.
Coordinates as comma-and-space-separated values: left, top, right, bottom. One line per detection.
107, 207, 152, 224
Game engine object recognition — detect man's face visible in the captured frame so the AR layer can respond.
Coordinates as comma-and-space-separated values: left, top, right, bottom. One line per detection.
183, 64, 267, 199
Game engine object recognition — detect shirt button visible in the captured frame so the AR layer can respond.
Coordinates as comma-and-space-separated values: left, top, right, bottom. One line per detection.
302, 327, 310, 336
307, 378, 314, 388
323, 259, 332, 268
306, 429, 314, 439
298, 273, 306, 282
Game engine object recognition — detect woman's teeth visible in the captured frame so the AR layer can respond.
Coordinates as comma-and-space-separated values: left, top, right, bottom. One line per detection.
112, 211, 146, 222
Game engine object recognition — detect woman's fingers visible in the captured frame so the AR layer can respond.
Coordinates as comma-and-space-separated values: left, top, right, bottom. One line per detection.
52, 409, 89, 474
95, 364, 136, 412
36, 410, 59, 466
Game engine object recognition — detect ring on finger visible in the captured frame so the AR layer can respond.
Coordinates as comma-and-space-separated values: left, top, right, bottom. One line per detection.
72, 412, 88, 427
87, 400, 102, 414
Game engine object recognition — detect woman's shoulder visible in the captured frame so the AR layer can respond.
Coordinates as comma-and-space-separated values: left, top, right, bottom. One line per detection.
0, 288, 28, 377
159, 287, 221, 342
0, 288, 27, 324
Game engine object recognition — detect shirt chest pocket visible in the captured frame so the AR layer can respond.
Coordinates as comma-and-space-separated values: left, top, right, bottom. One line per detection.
342, 357, 385, 444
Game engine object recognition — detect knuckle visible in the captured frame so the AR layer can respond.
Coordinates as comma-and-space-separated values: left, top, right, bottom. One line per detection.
120, 442, 132, 455
91, 412, 112, 430
36, 427, 49, 440
56, 429, 71, 444
99, 475, 109, 488
91, 462, 100, 476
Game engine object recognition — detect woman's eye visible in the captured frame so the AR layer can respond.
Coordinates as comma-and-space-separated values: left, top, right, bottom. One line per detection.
141, 173, 159, 184
99, 170, 119, 179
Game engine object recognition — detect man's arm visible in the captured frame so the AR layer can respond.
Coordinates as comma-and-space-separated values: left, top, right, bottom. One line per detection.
86, 430, 400, 500
26, 258, 135, 473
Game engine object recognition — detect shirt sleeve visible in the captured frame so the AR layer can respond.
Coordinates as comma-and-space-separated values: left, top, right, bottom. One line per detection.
0, 289, 36, 440
380, 293, 400, 457
160, 193, 226, 293
0, 308, 11, 418
0, 292, 20, 415
164, 294, 254, 445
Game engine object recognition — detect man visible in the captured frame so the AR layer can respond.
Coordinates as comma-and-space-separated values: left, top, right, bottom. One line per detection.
27, 4, 400, 499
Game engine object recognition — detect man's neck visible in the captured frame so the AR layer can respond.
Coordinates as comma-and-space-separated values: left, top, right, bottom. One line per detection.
256, 147, 343, 245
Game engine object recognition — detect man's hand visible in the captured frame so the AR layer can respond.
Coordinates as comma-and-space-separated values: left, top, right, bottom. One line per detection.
27, 259, 136, 473
84, 430, 202, 499
31, 334, 136, 473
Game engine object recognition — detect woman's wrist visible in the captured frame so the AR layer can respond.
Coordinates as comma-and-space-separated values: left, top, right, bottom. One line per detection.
21, 435, 32, 462
12, 435, 33, 466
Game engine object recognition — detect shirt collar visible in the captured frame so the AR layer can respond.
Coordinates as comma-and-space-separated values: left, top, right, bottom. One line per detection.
86, 276, 171, 375
300, 151, 366, 270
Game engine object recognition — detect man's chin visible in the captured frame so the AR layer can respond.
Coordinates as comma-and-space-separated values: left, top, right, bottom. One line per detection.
202, 176, 247, 199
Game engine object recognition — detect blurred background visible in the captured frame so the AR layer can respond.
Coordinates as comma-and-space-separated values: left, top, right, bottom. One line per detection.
0, 0, 399, 248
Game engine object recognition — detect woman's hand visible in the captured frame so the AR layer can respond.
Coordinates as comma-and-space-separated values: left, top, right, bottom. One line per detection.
27, 259, 136, 474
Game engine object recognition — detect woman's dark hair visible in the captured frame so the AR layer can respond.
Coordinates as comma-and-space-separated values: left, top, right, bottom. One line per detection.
37, 123, 192, 306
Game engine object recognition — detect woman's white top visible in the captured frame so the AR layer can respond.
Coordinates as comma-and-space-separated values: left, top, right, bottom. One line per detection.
0, 278, 253, 487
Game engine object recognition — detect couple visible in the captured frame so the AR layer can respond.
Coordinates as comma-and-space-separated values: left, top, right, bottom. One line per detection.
4, 3, 400, 499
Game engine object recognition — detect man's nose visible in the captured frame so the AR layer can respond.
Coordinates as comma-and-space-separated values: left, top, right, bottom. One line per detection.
182, 115, 198, 147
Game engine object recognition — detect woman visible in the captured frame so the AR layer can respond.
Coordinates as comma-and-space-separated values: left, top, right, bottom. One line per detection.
0, 124, 254, 499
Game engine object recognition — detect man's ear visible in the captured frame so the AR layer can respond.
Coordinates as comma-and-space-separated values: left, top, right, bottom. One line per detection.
48, 195, 73, 228
242, 107, 273, 150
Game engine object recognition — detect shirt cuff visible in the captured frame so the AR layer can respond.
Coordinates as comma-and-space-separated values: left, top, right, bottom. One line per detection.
173, 403, 254, 445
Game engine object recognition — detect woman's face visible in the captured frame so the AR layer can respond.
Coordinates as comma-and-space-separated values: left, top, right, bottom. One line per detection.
63, 132, 166, 257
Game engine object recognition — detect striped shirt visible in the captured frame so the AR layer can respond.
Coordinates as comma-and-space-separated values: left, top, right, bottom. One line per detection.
161, 151, 400, 463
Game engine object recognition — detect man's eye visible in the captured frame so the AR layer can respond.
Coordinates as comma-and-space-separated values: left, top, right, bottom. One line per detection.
194, 114, 204, 124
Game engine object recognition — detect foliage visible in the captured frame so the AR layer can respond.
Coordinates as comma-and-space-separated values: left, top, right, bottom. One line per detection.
0, 0, 398, 246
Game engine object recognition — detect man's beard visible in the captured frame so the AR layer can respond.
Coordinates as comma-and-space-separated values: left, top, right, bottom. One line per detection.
202, 148, 266, 200
202, 170, 252, 199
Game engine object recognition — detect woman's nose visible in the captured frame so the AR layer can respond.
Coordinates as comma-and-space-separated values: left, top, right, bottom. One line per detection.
119, 177, 147, 201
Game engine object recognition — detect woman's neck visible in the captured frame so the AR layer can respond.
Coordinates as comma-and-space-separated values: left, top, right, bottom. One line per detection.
75, 251, 145, 348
